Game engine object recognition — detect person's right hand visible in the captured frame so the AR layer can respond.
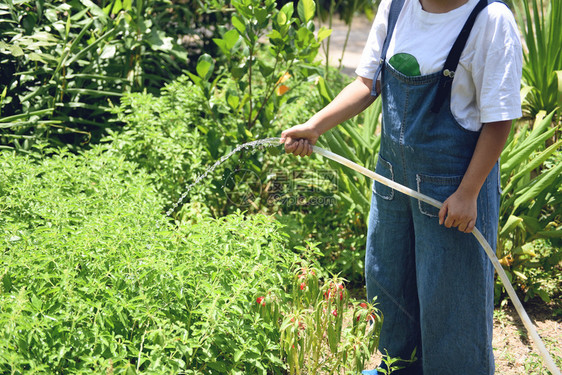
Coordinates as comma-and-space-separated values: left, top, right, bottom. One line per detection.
280, 123, 320, 157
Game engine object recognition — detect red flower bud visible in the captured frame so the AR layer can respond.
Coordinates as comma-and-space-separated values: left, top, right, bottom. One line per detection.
300, 282, 306, 290
332, 309, 338, 317
256, 296, 265, 306
360, 303, 368, 309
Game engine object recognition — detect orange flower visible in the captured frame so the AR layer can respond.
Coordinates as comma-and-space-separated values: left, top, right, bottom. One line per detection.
276, 84, 289, 96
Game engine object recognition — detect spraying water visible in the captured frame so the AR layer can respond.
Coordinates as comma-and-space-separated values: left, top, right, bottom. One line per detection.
165, 137, 281, 217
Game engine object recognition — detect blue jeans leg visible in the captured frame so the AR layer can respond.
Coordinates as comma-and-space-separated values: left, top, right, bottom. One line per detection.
366, 187, 423, 373
412, 166, 499, 375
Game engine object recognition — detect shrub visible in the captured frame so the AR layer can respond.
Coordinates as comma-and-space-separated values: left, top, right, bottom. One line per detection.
0, 148, 300, 373
496, 111, 562, 304
514, 0, 562, 119
0, 0, 216, 149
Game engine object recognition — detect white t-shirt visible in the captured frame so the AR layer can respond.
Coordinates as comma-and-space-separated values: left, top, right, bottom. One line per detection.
355, 0, 523, 131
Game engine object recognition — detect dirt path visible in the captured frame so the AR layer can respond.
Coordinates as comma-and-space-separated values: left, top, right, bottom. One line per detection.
318, 15, 374, 76
493, 302, 561, 374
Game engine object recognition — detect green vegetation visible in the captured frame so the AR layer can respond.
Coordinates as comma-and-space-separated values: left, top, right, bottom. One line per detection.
0, 0, 561, 372
515, 0, 562, 118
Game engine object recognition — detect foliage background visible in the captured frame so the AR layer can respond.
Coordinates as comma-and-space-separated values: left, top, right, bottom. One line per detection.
0, 0, 561, 372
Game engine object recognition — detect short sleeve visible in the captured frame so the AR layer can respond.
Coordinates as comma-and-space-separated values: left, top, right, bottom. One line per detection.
472, 3, 523, 123
355, 0, 393, 80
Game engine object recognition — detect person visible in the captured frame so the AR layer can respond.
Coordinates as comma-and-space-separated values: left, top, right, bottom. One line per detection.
280, 0, 523, 373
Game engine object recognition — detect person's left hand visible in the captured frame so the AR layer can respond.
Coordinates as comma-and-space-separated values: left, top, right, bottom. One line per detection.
438, 189, 478, 233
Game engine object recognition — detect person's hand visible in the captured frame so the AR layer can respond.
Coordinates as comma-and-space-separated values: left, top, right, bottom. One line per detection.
280, 123, 320, 157
438, 189, 478, 233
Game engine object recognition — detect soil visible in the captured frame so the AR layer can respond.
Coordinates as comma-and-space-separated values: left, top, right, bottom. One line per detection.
351, 300, 562, 374
493, 301, 562, 374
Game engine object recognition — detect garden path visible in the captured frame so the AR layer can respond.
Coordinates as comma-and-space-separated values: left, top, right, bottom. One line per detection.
318, 14, 373, 76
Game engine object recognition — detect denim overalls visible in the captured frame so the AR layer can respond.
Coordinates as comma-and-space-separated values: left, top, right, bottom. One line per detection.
365, 0, 501, 373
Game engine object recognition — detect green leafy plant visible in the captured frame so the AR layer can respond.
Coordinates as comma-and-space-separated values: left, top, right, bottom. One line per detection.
189, 0, 331, 135
303, 76, 381, 283
496, 110, 562, 303
278, 265, 382, 374
0, 147, 304, 374
376, 349, 418, 375
514, 0, 562, 119
316, 79, 381, 220
0, 0, 189, 149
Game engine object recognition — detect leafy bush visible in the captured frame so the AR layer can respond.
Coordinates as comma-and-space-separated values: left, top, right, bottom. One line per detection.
279, 267, 382, 374
105, 69, 374, 287
514, 0, 562, 119
104, 77, 215, 210
496, 110, 562, 304
190, 0, 331, 134
0, 0, 201, 149
0, 148, 302, 373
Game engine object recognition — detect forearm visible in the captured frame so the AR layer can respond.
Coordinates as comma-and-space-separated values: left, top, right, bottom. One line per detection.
457, 120, 512, 198
308, 76, 376, 135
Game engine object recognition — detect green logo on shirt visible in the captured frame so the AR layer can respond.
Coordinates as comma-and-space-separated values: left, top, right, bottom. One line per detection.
389, 53, 421, 76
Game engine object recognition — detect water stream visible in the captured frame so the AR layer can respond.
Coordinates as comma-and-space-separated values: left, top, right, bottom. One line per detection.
165, 137, 281, 217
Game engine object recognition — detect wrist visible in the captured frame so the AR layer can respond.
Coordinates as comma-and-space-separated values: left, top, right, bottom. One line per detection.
306, 117, 327, 138
456, 182, 480, 200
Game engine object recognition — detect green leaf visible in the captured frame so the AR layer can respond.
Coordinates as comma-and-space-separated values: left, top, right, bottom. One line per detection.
227, 92, 239, 110
502, 138, 562, 195
297, 0, 316, 23
277, 9, 288, 25
196, 54, 214, 81
234, 349, 244, 362
535, 228, 562, 238
537, 289, 550, 304
224, 29, 240, 50
280, 2, 294, 21
519, 215, 542, 235
79, 0, 108, 21
122, 0, 132, 11
100, 44, 116, 59
554, 70, 562, 113
232, 15, 246, 34
501, 123, 556, 173
65, 88, 122, 97
254, 8, 268, 26
499, 215, 523, 238
513, 162, 562, 211
317, 27, 332, 43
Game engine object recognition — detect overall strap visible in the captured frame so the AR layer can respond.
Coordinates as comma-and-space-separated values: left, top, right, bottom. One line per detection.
431, 0, 494, 113
372, 0, 406, 95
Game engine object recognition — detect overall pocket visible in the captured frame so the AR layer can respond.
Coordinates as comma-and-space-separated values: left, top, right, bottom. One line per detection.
416, 173, 463, 218
373, 156, 395, 200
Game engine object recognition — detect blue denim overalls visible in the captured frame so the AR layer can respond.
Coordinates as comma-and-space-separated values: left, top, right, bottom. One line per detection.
365, 0, 501, 373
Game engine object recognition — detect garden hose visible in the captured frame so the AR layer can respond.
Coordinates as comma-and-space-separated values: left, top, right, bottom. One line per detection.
307, 144, 561, 375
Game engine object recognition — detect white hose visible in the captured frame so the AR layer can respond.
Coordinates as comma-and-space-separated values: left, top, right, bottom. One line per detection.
311, 145, 561, 375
